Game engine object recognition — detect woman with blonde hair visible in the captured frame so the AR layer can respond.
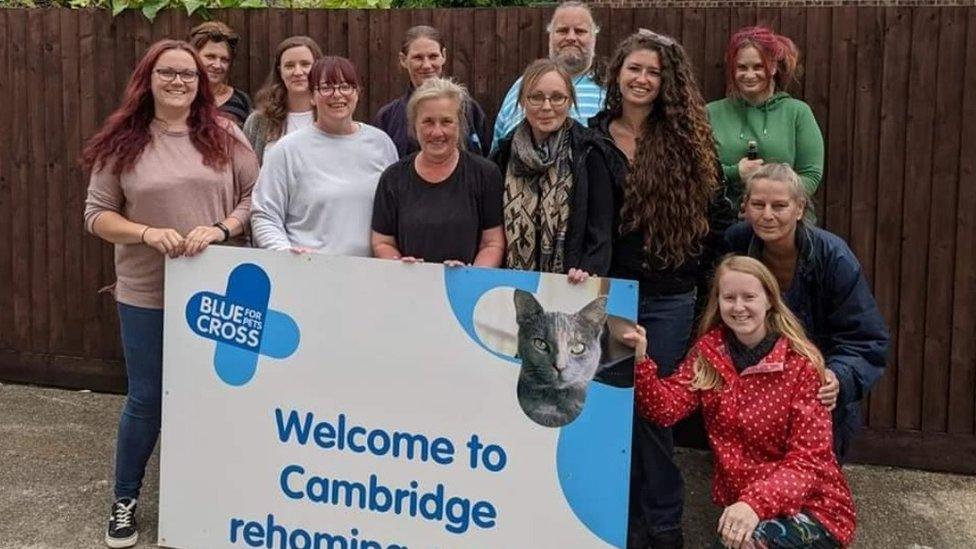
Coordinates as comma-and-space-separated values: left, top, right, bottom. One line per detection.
725, 162, 889, 460
243, 35, 323, 163
626, 255, 856, 548
491, 58, 616, 281
372, 77, 504, 266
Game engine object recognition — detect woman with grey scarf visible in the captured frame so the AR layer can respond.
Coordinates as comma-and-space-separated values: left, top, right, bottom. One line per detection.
490, 58, 616, 282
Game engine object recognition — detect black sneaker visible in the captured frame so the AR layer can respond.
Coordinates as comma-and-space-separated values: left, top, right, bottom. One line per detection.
105, 497, 138, 548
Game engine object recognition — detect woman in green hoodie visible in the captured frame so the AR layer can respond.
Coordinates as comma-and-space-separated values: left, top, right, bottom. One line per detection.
707, 26, 824, 218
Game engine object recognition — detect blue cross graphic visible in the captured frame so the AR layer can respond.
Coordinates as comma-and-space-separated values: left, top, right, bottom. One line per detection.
185, 263, 300, 386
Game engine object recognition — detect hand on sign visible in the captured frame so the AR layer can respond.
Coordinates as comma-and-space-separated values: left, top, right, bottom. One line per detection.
620, 323, 648, 360
143, 227, 185, 258
184, 225, 225, 257
443, 260, 466, 267
567, 268, 590, 284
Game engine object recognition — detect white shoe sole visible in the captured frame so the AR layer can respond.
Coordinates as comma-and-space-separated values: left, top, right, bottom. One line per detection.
105, 530, 138, 548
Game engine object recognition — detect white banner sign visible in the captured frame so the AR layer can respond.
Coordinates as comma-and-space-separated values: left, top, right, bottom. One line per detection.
160, 247, 636, 549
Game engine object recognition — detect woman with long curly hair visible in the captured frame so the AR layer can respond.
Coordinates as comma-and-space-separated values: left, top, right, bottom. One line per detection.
82, 39, 258, 548
590, 30, 735, 548
708, 26, 824, 220
242, 35, 323, 163
626, 255, 856, 548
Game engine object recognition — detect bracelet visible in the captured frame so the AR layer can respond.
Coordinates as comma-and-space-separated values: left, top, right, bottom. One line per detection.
213, 221, 230, 242
140, 226, 150, 244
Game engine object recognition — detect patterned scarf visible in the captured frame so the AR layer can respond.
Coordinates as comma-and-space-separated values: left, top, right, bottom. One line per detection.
503, 121, 574, 272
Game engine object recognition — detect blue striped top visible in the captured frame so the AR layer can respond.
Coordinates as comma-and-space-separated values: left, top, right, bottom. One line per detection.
490, 72, 606, 154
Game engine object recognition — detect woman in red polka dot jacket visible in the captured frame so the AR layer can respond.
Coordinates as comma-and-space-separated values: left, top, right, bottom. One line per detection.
625, 255, 856, 548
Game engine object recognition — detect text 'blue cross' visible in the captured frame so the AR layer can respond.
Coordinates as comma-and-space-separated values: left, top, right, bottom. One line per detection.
185, 263, 300, 386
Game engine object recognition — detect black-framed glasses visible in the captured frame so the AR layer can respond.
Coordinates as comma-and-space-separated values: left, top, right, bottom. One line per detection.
316, 83, 357, 96
525, 92, 570, 108
154, 68, 199, 83
637, 28, 676, 47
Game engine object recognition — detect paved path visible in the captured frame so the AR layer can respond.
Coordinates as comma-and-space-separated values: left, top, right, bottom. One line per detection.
1, 382, 974, 548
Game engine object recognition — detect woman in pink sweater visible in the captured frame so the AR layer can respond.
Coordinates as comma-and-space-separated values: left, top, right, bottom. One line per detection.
82, 39, 258, 549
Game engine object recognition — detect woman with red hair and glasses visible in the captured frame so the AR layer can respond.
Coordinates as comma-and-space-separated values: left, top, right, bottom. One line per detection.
707, 26, 824, 221
82, 39, 258, 548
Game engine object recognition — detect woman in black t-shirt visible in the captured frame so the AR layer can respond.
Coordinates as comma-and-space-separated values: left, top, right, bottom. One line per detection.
188, 21, 253, 127
371, 78, 505, 266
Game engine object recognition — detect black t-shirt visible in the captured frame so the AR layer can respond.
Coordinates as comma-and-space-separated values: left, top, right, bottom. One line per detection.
219, 87, 253, 128
372, 151, 504, 264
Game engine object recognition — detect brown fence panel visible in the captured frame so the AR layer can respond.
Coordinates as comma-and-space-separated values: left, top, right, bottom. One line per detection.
0, 5, 974, 473
0, 11, 12, 353
947, 8, 976, 438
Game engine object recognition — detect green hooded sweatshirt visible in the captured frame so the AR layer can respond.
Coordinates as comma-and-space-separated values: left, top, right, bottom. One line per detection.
707, 91, 824, 211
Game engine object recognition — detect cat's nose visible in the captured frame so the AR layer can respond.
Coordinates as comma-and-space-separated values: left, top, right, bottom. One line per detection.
552, 362, 565, 373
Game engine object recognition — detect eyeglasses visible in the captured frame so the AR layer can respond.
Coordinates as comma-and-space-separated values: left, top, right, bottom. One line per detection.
154, 68, 199, 83
316, 83, 357, 96
525, 92, 570, 108
637, 28, 677, 47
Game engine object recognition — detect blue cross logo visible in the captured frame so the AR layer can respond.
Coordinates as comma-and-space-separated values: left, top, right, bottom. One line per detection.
185, 263, 300, 386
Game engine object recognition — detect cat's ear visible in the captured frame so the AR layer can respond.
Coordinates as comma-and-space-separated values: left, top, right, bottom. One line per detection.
513, 289, 544, 323
577, 296, 608, 328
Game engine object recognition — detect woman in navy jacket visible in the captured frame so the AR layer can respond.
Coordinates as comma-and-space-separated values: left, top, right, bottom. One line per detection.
725, 162, 889, 459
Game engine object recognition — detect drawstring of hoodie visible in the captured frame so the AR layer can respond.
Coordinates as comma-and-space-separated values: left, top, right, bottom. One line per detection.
737, 94, 775, 141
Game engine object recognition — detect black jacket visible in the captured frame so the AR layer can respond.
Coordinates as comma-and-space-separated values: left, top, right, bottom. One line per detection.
491, 120, 617, 276
589, 110, 737, 297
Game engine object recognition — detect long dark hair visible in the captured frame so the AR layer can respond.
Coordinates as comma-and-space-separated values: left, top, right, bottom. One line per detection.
253, 35, 324, 142
81, 39, 232, 175
604, 31, 718, 267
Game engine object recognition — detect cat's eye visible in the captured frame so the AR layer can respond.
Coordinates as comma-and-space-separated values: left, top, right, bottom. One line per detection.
569, 342, 586, 355
532, 338, 550, 353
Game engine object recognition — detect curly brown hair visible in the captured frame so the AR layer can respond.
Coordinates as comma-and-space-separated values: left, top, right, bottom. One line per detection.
603, 31, 718, 268
253, 36, 323, 143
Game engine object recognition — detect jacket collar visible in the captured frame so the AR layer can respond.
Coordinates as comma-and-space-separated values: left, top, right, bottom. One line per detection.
745, 222, 819, 281
700, 327, 789, 383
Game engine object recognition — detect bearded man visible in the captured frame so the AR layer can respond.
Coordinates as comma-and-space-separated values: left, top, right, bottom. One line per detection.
490, 1, 605, 153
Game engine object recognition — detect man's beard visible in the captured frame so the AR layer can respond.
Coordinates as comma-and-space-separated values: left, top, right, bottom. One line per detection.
551, 44, 593, 75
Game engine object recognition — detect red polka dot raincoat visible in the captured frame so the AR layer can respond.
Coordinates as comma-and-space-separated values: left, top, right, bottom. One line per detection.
636, 327, 856, 546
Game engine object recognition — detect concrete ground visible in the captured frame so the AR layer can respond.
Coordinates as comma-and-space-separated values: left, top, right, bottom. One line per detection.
1, 382, 974, 549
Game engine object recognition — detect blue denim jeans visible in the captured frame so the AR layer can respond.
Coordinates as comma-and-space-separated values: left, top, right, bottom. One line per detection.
114, 302, 164, 500
629, 289, 697, 545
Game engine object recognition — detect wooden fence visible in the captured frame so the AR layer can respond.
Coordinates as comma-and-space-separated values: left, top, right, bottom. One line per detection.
0, 5, 973, 474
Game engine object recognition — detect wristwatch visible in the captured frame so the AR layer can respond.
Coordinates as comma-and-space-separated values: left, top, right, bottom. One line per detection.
213, 221, 230, 242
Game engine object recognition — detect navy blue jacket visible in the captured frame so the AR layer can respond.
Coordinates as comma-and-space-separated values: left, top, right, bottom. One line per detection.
725, 221, 890, 459
374, 87, 490, 159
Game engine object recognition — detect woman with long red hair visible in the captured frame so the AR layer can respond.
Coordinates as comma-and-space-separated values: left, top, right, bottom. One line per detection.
82, 39, 258, 548
707, 26, 824, 221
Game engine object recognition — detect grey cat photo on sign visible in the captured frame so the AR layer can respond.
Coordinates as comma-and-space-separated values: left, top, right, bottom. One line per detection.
513, 290, 609, 427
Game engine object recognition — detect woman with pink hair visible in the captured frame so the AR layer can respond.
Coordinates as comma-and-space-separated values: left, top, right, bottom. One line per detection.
83, 39, 258, 548
707, 26, 824, 221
